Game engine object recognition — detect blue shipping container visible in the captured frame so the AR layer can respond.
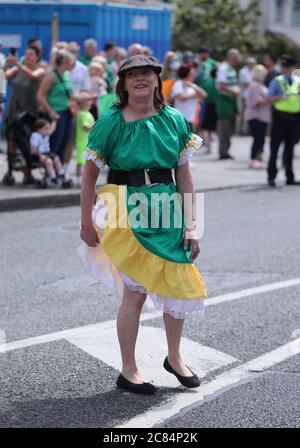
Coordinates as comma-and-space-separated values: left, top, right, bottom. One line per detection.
0, 1, 171, 62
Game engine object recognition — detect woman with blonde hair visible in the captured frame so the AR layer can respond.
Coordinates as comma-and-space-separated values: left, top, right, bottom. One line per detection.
37, 48, 75, 165
161, 51, 180, 103
245, 64, 272, 168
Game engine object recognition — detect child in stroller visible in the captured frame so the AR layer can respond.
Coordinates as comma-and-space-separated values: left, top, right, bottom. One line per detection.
2, 115, 72, 188
30, 118, 72, 188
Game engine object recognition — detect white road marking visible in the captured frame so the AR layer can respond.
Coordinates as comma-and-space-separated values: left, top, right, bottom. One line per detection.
117, 337, 300, 428
0, 314, 155, 353
66, 326, 237, 388
206, 277, 300, 307
1, 277, 300, 353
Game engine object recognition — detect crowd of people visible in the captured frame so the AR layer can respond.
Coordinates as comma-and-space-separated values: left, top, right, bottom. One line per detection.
0, 36, 299, 188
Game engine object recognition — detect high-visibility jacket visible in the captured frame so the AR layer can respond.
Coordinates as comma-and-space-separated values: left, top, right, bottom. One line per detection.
274, 75, 300, 114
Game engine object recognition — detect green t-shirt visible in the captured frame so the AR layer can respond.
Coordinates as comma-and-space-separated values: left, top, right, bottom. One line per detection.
78, 54, 92, 66
215, 63, 238, 118
194, 58, 218, 104
47, 71, 73, 112
105, 64, 116, 93
76, 110, 95, 153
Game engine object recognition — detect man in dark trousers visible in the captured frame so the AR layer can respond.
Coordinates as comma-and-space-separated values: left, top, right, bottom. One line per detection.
267, 55, 300, 186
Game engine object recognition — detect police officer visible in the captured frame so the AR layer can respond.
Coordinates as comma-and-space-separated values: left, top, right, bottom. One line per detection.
267, 55, 300, 186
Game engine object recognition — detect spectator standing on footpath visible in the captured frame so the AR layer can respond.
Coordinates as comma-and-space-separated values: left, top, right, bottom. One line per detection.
263, 51, 280, 87
104, 41, 117, 72
238, 56, 256, 135
161, 51, 180, 104
4, 46, 46, 184
19, 37, 48, 70
216, 48, 241, 160
194, 46, 218, 153
68, 42, 91, 94
102, 43, 116, 93
244, 64, 272, 168
267, 55, 300, 186
37, 49, 75, 167
171, 64, 207, 131
113, 47, 128, 74
128, 43, 144, 57
75, 92, 95, 187
78, 39, 98, 66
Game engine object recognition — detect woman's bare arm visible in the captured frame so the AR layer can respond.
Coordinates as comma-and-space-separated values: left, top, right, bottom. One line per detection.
175, 161, 200, 260
80, 160, 100, 247
16, 62, 46, 81
37, 74, 59, 121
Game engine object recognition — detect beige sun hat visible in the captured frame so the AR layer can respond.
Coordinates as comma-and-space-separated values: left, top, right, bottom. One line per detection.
117, 55, 162, 76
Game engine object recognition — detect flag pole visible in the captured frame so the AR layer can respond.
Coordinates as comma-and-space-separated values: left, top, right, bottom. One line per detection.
52, 12, 59, 47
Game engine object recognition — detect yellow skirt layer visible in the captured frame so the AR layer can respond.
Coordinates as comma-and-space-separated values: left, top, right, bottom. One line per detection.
96, 184, 207, 301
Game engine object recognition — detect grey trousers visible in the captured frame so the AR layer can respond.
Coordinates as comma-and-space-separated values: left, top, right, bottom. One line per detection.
217, 115, 236, 157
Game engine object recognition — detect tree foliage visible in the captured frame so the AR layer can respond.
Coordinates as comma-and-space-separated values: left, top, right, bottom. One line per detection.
265, 33, 300, 63
172, 0, 265, 58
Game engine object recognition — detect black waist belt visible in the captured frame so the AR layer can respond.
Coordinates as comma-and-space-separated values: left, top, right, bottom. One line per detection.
108, 168, 174, 187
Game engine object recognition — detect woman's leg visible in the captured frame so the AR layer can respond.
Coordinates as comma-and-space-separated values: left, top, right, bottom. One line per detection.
50, 112, 65, 161
57, 111, 73, 164
6, 139, 16, 173
256, 121, 267, 157
50, 111, 72, 164
248, 119, 259, 160
117, 285, 147, 383
163, 312, 193, 377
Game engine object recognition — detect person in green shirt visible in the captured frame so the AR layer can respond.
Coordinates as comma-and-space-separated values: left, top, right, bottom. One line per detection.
75, 92, 95, 187
19, 37, 48, 70
37, 48, 75, 165
194, 46, 218, 153
78, 38, 98, 66
216, 49, 241, 159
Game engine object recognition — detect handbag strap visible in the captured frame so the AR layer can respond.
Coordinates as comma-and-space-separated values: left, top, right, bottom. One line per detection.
55, 70, 71, 99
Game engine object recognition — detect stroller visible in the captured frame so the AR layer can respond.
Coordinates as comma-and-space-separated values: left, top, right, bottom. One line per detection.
2, 111, 72, 188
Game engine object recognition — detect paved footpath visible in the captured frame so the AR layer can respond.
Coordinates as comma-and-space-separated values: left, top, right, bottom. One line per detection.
1, 135, 300, 212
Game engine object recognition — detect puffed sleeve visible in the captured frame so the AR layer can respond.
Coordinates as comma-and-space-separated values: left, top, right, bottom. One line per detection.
176, 113, 203, 166
83, 107, 121, 170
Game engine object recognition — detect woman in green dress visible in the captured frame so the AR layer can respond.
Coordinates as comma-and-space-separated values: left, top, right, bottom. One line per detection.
79, 55, 206, 395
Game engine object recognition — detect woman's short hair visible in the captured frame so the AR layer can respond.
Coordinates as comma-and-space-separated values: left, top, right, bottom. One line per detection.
26, 46, 40, 59
84, 38, 97, 49
177, 64, 192, 79
115, 69, 165, 110
50, 47, 74, 69
252, 64, 267, 83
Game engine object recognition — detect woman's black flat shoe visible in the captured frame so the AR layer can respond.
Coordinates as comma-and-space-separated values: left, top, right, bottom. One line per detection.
116, 374, 157, 395
163, 357, 201, 388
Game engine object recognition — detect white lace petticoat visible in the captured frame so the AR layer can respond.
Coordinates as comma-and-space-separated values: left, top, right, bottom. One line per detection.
77, 243, 205, 320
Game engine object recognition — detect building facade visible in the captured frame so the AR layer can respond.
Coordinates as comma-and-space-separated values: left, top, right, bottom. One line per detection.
241, 0, 300, 46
